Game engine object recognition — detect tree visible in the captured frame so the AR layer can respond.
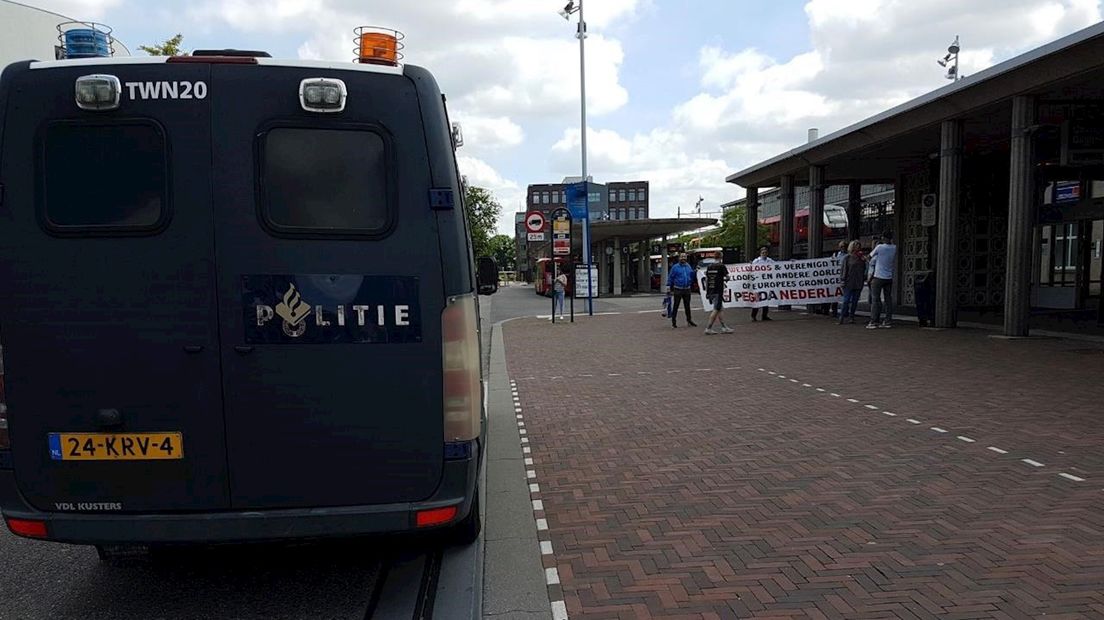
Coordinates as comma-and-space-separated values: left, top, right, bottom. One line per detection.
139, 34, 185, 57
700, 207, 770, 259
487, 234, 516, 271
464, 185, 502, 260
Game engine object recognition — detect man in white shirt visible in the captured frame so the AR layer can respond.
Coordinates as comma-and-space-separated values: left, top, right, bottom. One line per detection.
866, 231, 897, 329
751, 246, 774, 322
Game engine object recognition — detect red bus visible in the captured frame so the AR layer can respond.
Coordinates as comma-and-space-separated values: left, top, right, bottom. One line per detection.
534, 257, 571, 297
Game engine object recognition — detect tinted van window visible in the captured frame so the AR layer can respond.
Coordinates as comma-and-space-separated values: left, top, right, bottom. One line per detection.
261, 128, 388, 232
42, 122, 167, 229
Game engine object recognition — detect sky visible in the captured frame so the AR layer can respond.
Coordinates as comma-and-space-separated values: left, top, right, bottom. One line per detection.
30, 0, 1104, 234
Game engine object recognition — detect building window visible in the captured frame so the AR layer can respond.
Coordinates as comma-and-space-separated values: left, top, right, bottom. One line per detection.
609, 190, 616, 203
636, 208, 644, 219
41, 121, 169, 232
542, 192, 549, 204
639, 189, 646, 201
260, 127, 389, 233
628, 190, 637, 201
532, 194, 539, 204
619, 190, 626, 202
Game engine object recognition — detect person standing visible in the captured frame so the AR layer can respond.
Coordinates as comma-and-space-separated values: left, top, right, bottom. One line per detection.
750, 246, 774, 322
838, 241, 866, 324
704, 261, 733, 335
667, 253, 696, 328
551, 269, 567, 321
867, 231, 897, 329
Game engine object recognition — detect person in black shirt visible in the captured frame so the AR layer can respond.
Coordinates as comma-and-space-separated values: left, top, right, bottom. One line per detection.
703, 261, 733, 335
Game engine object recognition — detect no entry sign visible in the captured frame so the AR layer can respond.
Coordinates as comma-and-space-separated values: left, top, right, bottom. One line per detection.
525, 211, 546, 233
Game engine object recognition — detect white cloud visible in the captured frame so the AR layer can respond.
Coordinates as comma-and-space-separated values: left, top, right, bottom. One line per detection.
28, 0, 123, 19
545, 0, 1103, 223
453, 115, 525, 151
458, 155, 525, 234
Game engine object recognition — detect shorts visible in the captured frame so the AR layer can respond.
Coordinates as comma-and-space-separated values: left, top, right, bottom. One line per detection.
709, 294, 723, 311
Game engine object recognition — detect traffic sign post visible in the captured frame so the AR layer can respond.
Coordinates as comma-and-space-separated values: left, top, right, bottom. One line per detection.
550, 208, 574, 323
525, 210, 546, 234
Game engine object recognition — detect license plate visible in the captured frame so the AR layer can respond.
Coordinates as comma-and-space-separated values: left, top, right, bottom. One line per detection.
48, 432, 183, 461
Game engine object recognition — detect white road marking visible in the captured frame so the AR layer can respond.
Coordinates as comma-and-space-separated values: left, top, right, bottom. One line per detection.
987, 446, 1008, 454
549, 376, 563, 380
727, 366, 741, 370
546, 567, 561, 585
830, 393, 841, 398
536, 518, 548, 531
802, 383, 812, 387
907, 419, 921, 424
608, 373, 621, 377
789, 379, 799, 383
931, 427, 948, 433
1059, 473, 1086, 482
637, 371, 651, 375
957, 436, 976, 443
526, 470, 536, 479
521, 437, 529, 444
768, 371, 776, 375
552, 600, 568, 620
1022, 459, 1045, 467
523, 447, 531, 454
518, 422, 525, 427
883, 411, 897, 417
816, 388, 826, 392
532, 499, 544, 511
667, 370, 681, 374
697, 368, 714, 372
757, 368, 765, 372
519, 429, 527, 435
529, 483, 540, 493
778, 375, 786, 379
864, 404, 878, 410
524, 457, 534, 465
579, 374, 594, 377
541, 541, 554, 555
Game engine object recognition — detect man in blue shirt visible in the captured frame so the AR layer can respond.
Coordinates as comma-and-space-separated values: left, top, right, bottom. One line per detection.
667, 253, 697, 328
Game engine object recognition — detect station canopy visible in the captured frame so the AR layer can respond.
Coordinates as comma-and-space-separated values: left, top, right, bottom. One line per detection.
586, 218, 717, 245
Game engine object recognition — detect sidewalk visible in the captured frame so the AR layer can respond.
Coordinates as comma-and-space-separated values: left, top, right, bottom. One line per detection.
503, 311, 1104, 618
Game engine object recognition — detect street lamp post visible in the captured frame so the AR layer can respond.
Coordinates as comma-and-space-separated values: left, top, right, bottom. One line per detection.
559, 0, 593, 314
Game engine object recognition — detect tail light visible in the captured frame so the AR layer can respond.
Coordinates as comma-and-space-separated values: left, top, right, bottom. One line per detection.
6, 518, 47, 539
415, 506, 458, 528
441, 294, 481, 443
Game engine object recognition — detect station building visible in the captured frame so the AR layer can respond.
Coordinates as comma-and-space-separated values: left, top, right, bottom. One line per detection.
726, 22, 1104, 335
515, 178, 714, 295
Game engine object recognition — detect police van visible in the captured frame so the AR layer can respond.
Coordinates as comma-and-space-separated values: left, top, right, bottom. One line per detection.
0, 28, 496, 557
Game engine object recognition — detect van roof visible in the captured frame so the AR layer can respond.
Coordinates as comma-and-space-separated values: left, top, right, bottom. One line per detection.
28, 56, 404, 76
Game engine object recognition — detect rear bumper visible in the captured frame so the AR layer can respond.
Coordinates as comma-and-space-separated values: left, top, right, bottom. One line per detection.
0, 454, 479, 545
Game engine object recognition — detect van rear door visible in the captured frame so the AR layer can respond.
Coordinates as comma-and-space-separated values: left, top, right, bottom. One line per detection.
209, 64, 445, 509
0, 63, 231, 512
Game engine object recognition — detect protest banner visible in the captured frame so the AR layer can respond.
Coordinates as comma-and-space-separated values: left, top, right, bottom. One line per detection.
696, 258, 843, 308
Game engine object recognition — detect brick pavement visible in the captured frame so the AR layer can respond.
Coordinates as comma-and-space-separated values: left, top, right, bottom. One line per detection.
503, 310, 1104, 619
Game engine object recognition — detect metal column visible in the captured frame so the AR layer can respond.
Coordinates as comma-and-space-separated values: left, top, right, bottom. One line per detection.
779, 175, 795, 260
637, 242, 649, 292
660, 234, 669, 290
847, 182, 862, 241
745, 186, 759, 260
613, 237, 622, 295
935, 119, 963, 328
808, 166, 825, 258
1004, 96, 1036, 337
